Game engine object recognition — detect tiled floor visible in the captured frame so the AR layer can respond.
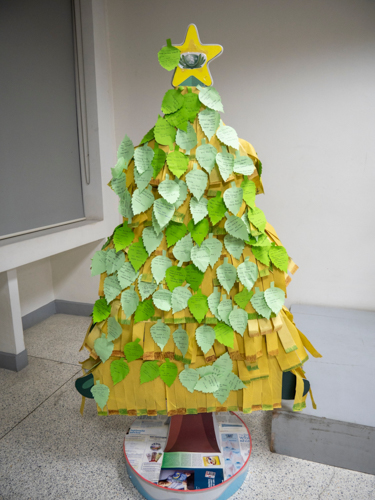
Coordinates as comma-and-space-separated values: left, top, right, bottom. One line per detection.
0, 314, 374, 499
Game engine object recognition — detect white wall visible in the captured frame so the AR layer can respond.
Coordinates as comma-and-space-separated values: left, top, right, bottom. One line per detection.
17, 258, 54, 317
106, 0, 375, 311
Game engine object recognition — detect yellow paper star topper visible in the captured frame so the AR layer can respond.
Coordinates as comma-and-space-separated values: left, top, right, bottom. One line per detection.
171, 24, 223, 87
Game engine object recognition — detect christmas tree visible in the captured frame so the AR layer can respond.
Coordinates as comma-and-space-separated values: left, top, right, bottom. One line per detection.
76, 25, 321, 417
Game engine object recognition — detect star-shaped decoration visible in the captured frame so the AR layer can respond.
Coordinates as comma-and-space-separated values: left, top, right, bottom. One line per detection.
171, 24, 223, 88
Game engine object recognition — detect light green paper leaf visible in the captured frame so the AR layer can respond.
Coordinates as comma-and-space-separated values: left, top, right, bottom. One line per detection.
191, 244, 210, 273
134, 143, 154, 175
173, 233, 193, 263
185, 264, 204, 292
196, 325, 215, 354
216, 122, 239, 150
227, 371, 247, 390
264, 282, 285, 315
152, 288, 172, 312
201, 233, 222, 268
128, 239, 148, 272
137, 275, 158, 301
121, 286, 139, 318
142, 226, 163, 256
234, 288, 254, 309
248, 207, 267, 233
104, 275, 122, 303
188, 289, 209, 323
107, 316, 123, 341
124, 337, 144, 361
161, 88, 184, 114
166, 148, 189, 178
158, 39, 180, 71
216, 258, 237, 294
111, 171, 127, 197
179, 365, 199, 393
183, 88, 201, 122
269, 245, 289, 272
140, 127, 154, 145
158, 176, 180, 204
151, 251, 173, 283
217, 296, 233, 326
196, 139, 217, 174
224, 235, 244, 260
94, 333, 114, 363
93, 298, 111, 323
151, 143, 166, 178
165, 266, 186, 292
251, 288, 272, 319
252, 234, 272, 247
252, 245, 270, 266
174, 178, 188, 209
118, 190, 133, 219
241, 210, 252, 234
140, 361, 160, 384
117, 262, 138, 289
186, 164, 208, 201
208, 287, 221, 320
208, 191, 226, 226
152, 211, 162, 235
110, 359, 129, 385
212, 351, 233, 380
117, 134, 134, 165
165, 105, 189, 132
198, 108, 220, 141
171, 284, 192, 314
154, 115, 176, 150
106, 249, 125, 275
160, 358, 178, 387
190, 196, 208, 224
176, 122, 197, 153
213, 384, 231, 405
223, 182, 243, 215
134, 299, 155, 324
113, 221, 135, 251
216, 146, 234, 182
91, 250, 107, 276
233, 151, 255, 176
225, 214, 249, 241
91, 380, 110, 411
165, 222, 188, 247
111, 157, 126, 179
153, 198, 175, 228
237, 258, 259, 290
195, 373, 220, 393
134, 163, 153, 193
151, 319, 170, 350
132, 186, 155, 216
229, 306, 248, 336
196, 366, 215, 377
197, 85, 224, 113
187, 219, 209, 246
173, 325, 189, 357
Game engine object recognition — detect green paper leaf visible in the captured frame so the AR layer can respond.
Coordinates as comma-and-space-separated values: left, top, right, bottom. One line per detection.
107, 316, 123, 341
152, 143, 167, 179
252, 234, 271, 247
134, 299, 155, 324
188, 289, 209, 323
160, 358, 178, 387
106, 249, 125, 275
142, 226, 163, 256
158, 177, 180, 204
165, 105, 189, 132
183, 90, 201, 122
111, 171, 127, 197
195, 325, 215, 354
171, 284, 192, 314
217, 296, 233, 326
134, 143, 154, 174
140, 361, 160, 384
173, 325, 189, 357
223, 183, 243, 215
128, 239, 148, 272
93, 298, 111, 323
161, 88, 184, 114
91, 380, 110, 411
110, 359, 129, 385
111, 157, 126, 179
118, 190, 133, 219
154, 115, 176, 150
152, 288, 172, 311
213, 384, 231, 405
201, 234, 222, 268
237, 258, 259, 290
137, 275, 158, 301
174, 178, 188, 209
251, 245, 270, 266
216, 147, 234, 182
131, 186, 155, 216
117, 261, 138, 289
216, 259, 237, 294
166, 222, 188, 247
134, 163, 153, 193
190, 196, 208, 224
208, 191, 227, 226
197, 85, 224, 112
173, 234, 193, 263
248, 207, 267, 233
251, 288, 272, 319
212, 352, 233, 380
91, 250, 107, 276
113, 221, 135, 251
94, 333, 114, 363
229, 306, 248, 336
187, 219, 209, 246
117, 134, 134, 165
151, 253, 173, 283
176, 122, 197, 153
234, 288, 254, 309
224, 235, 244, 260
216, 123, 239, 150
234, 151, 255, 176
225, 214, 249, 241
264, 282, 285, 314
166, 148, 189, 178
191, 244, 210, 273
195, 373, 220, 393
158, 39, 181, 71
121, 286, 139, 318
198, 108, 220, 141
151, 319, 170, 350
104, 275, 122, 303
179, 365, 199, 393
227, 371, 247, 391
186, 166, 208, 200
269, 245, 289, 272
140, 127, 154, 145
153, 198, 175, 228
185, 264, 204, 292
196, 366, 215, 377
124, 337, 144, 362
196, 140, 217, 174
165, 266, 187, 291
208, 287, 221, 319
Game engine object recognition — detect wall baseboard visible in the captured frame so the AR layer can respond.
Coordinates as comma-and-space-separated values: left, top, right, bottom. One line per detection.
0, 349, 28, 372
22, 300, 93, 330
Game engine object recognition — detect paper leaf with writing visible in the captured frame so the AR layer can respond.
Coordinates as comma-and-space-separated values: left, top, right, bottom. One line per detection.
195, 325, 215, 354
201, 234, 222, 267
134, 143, 154, 174
191, 244, 210, 273
134, 163, 153, 193
229, 306, 248, 336
110, 359, 129, 385
216, 258, 237, 294
165, 105, 189, 132
224, 235, 244, 260
128, 239, 148, 272
188, 289, 209, 323
173, 178, 188, 209
134, 299, 155, 324
237, 258, 259, 290
213, 384, 231, 405
124, 337, 144, 361
234, 288, 253, 309
140, 127, 154, 145
208, 191, 226, 225
264, 282, 285, 315
216, 123, 239, 150
118, 190, 133, 219
252, 245, 270, 266
234, 151, 255, 175
269, 245, 289, 272
208, 287, 221, 320
213, 352, 233, 380
151, 319, 170, 350
172, 284, 192, 314
216, 147, 234, 182
142, 226, 163, 256
91, 381, 110, 411
198, 108, 220, 141
104, 275, 122, 303
165, 266, 186, 292
173, 325, 189, 357
217, 296, 233, 326
185, 264, 204, 292
151, 143, 166, 178
196, 139, 217, 174
187, 219, 209, 247
160, 358, 178, 387
225, 214, 249, 241
93, 298, 111, 323
106, 249, 125, 275
91, 250, 107, 276
190, 196, 208, 224
140, 361, 160, 384
194, 374, 220, 393
186, 165, 208, 201
248, 207, 267, 233
161, 88, 184, 114
137, 275, 158, 301
179, 365, 199, 393
117, 262, 138, 289
251, 288, 272, 319
158, 176, 180, 204
111, 157, 125, 179
107, 316, 122, 341
241, 211, 252, 235
131, 186, 155, 216
173, 234, 193, 263
121, 286, 139, 318
176, 122, 197, 153
166, 222, 188, 247
117, 134, 134, 166
197, 85, 224, 112
166, 148, 189, 178
113, 221, 134, 251
94, 333, 114, 363
252, 234, 271, 247
227, 371, 247, 391
195, 366, 215, 377
154, 115, 176, 150
152, 288, 172, 312
223, 183, 243, 215
153, 198, 175, 228
151, 252, 173, 283
111, 172, 127, 198
158, 39, 180, 71
183, 88, 201, 122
